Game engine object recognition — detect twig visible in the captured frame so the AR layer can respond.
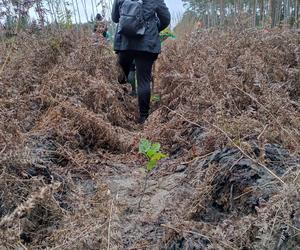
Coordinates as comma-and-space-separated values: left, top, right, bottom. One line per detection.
264, 206, 281, 246
0, 186, 50, 228
258, 124, 269, 140
18, 242, 28, 250
163, 106, 206, 130
180, 152, 214, 165
54, 142, 91, 176
230, 184, 234, 211
233, 84, 299, 148
161, 224, 210, 241
291, 232, 300, 238
233, 188, 255, 200
161, 224, 238, 250
107, 197, 114, 250
164, 106, 285, 185
229, 156, 243, 171
0, 144, 6, 155
128, 244, 157, 250
233, 180, 276, 200
138, 172, 149, 210
293, 169, 300, 183
53, 221, 108, 250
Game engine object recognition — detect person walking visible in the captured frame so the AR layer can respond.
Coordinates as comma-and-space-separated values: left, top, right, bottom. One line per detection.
112, 0, 170, 124
93, 13, 108, 45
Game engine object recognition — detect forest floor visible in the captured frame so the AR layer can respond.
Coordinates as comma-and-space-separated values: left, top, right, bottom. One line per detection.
0, 28, 300, 249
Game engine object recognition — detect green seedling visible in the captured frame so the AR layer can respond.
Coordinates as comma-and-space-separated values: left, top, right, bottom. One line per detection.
139, 139, 167, 172
150, 95, 160, 104
138, 139, 168, 209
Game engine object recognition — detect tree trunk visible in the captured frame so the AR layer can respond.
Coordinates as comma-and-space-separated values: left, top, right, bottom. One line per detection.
80, 0, 89, 22
212, 0, 217, 26
259, 0, 264, 26
296, 0, 299, 27
220, 0, 225, 26
74, 0, 81, 24
207, 1, 211, 27
269, 0, 277, 27
94, 0, 99, 14
35, 1, 45, 27
47, 0, 57, 24
276, 0, 282, 25
288, 0, 291, 26
253, 0, 257, 26
71, 0, 78, 25
234, 0, 237, 15
284, 0, 289, 25
237, 0, 241, 13
90, 0, 95, 19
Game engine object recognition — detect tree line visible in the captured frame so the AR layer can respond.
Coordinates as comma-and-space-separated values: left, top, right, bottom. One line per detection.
1, 0, 299, 38
183, 0, 299, 28
0, 0, 113, 36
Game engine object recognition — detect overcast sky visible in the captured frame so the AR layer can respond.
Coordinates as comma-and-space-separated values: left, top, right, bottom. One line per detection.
165, 0, 184, 14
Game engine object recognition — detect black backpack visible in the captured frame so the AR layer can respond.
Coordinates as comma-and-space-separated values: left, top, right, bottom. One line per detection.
117, 0, 146, 37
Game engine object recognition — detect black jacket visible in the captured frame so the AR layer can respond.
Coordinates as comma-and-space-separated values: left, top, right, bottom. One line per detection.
112, 0, 171, 54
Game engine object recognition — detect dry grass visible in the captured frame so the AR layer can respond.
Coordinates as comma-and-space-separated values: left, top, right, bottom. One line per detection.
0, 29, 132, 249
0, 26, 300, 249
145, 28, 300, 249
148, 28, 300, 154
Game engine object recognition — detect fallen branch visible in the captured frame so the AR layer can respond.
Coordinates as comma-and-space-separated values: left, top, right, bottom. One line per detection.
107, 197, 114, 250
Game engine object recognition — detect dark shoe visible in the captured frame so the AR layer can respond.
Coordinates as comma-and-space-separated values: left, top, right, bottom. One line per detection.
138, 115, 148, 124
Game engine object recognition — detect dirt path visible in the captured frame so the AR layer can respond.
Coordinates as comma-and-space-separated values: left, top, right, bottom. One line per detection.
102, 158, 190, 249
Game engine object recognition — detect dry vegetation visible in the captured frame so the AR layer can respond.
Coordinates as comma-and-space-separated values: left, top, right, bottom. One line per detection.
147, 27, 300, 249
0, 27, 300, 249
0, 29, 136, 249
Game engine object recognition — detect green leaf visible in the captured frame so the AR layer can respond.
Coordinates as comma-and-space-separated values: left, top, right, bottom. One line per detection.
146, 149, 156, 158
139, 139, 151, 155
151, 143, 161, 153
145, 143, 161, 158
139, 139, 168, 172
146, 159, 157, 172
151, 95, 160, 103
151, 152, 168, 162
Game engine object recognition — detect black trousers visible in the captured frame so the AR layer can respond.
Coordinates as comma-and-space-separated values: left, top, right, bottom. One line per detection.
118, 50, 158, 118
